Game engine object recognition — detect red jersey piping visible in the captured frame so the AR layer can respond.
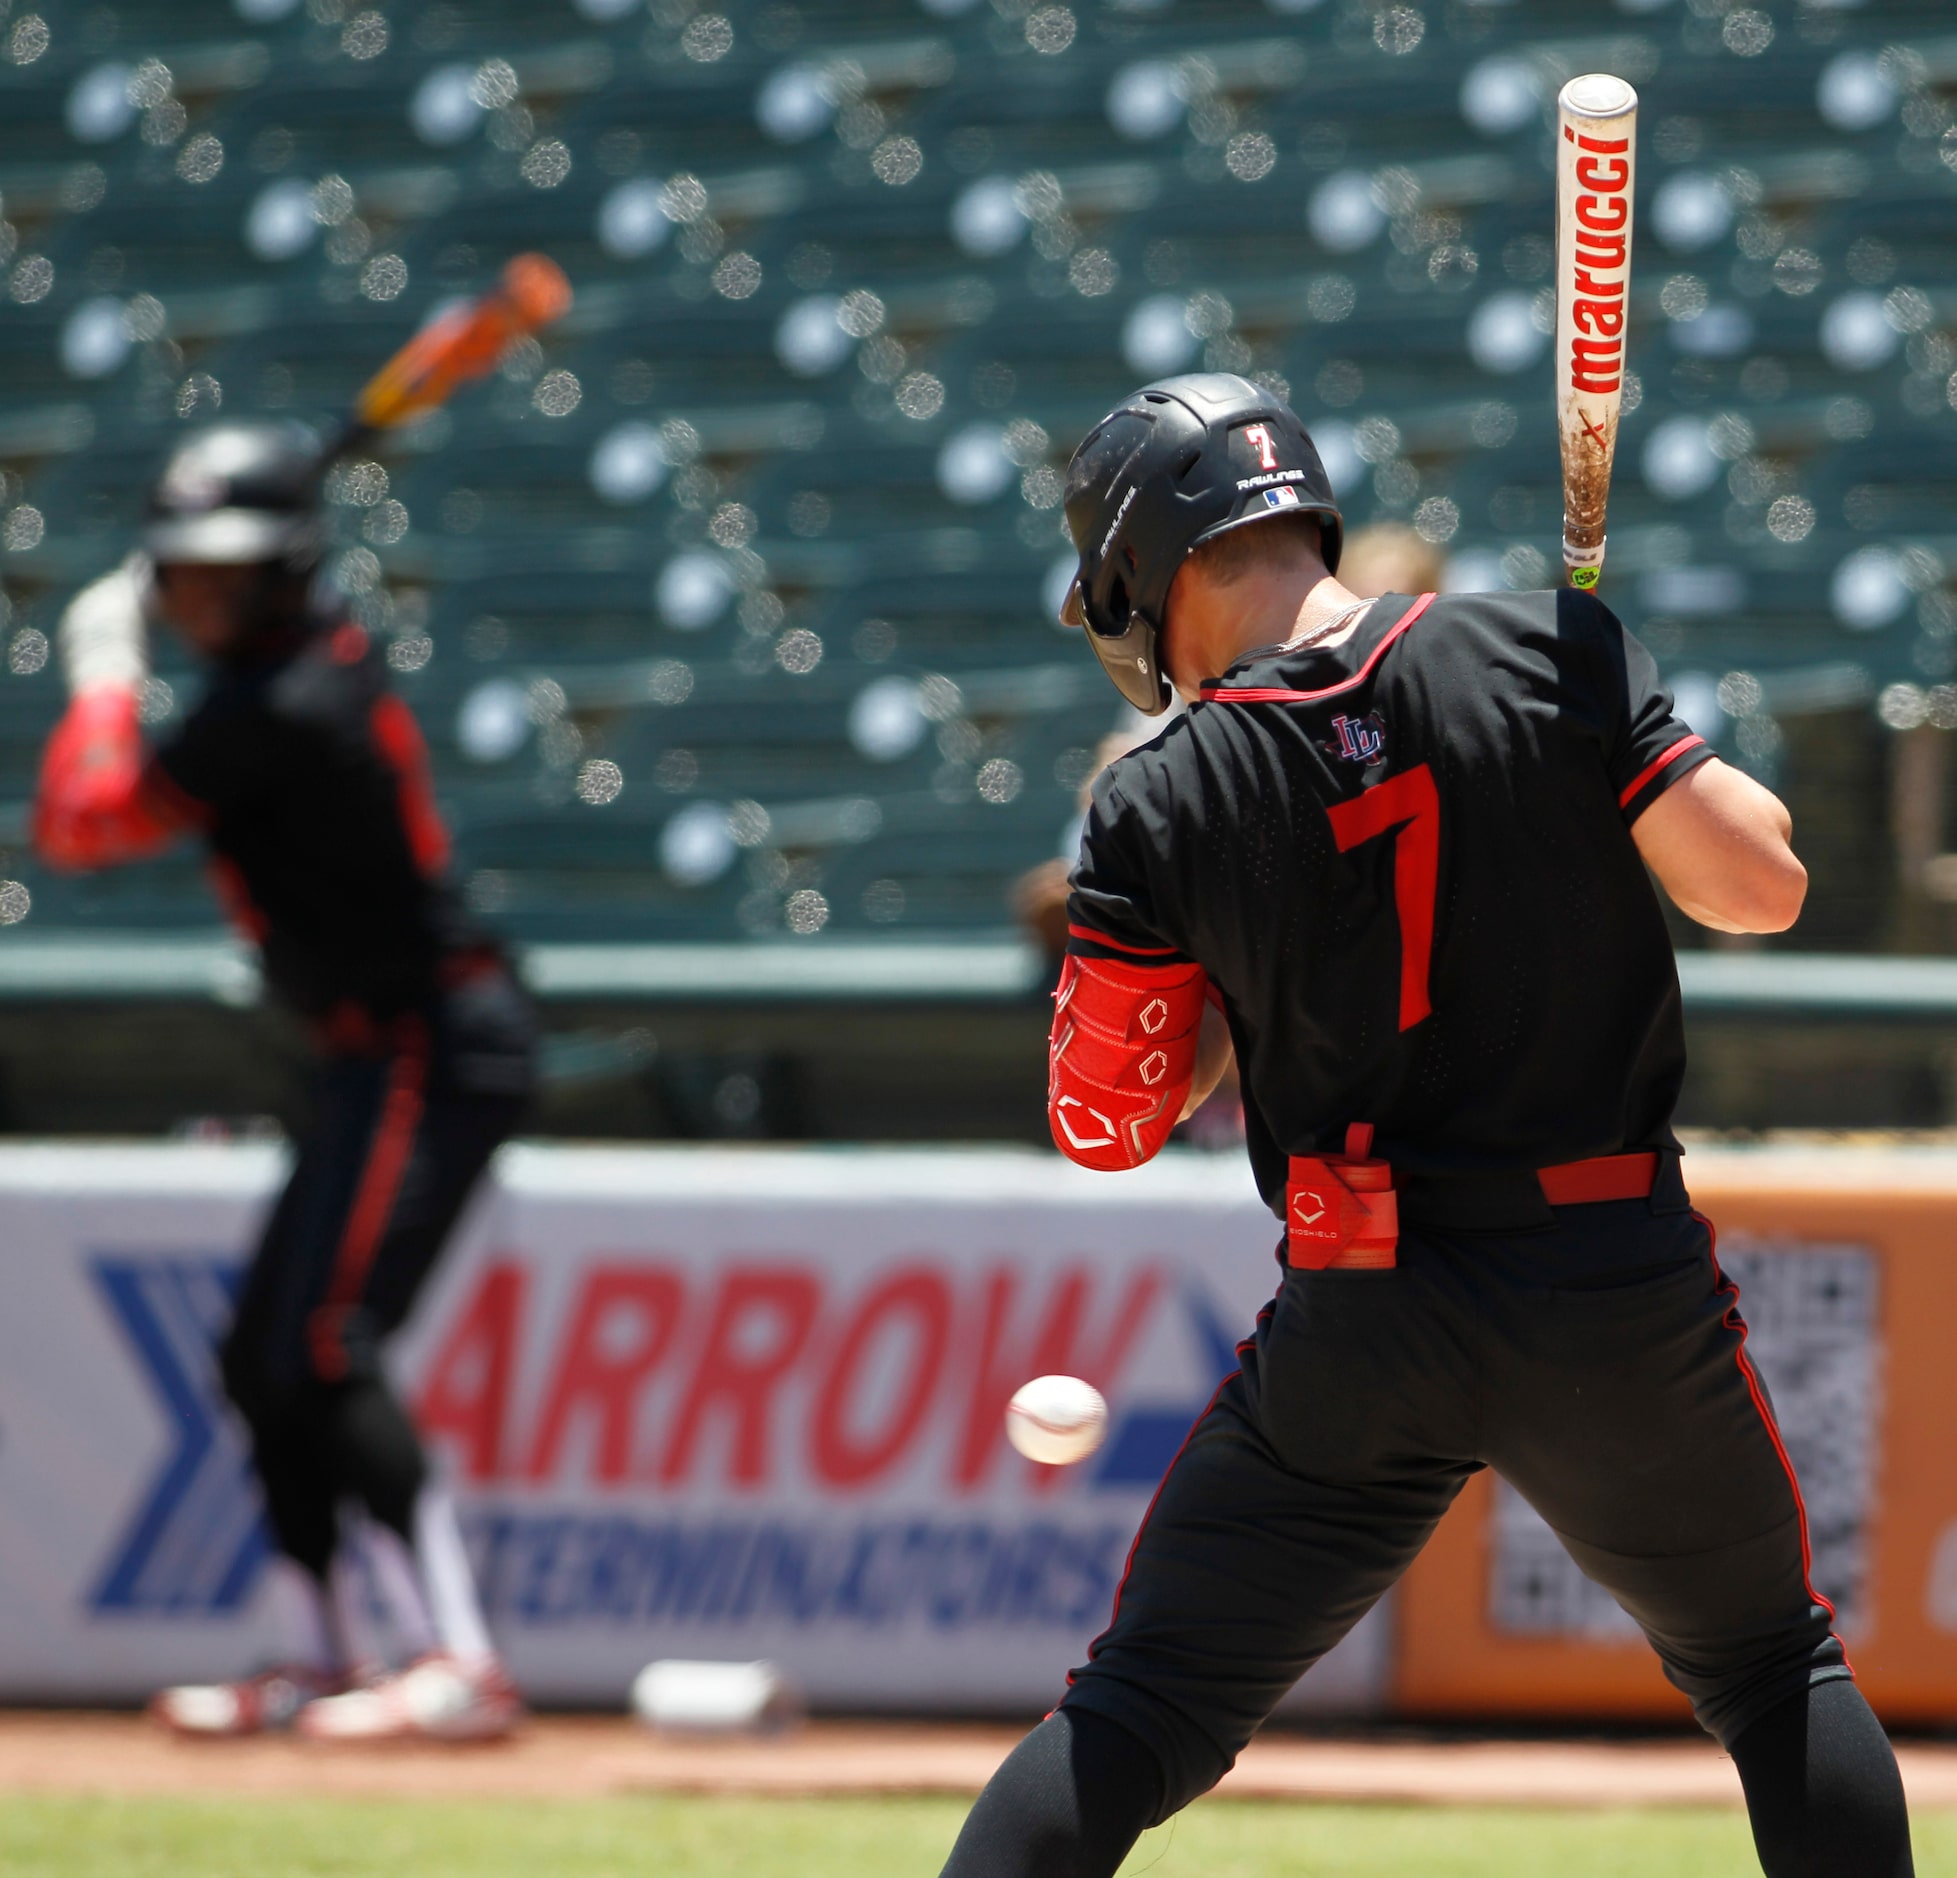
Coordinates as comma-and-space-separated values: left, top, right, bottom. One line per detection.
369, 695, 451, 877
1199, 591, 1438, 706
1617, 735, 1707, 811
1065, 922, 1182, 959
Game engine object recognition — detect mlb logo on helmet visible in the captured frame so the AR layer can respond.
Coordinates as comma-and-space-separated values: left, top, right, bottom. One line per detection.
1262, 486, 1302, 511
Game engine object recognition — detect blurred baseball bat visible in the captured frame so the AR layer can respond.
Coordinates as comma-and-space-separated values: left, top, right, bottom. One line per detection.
326, 252, 573, 462
1554, 74, 1638, 592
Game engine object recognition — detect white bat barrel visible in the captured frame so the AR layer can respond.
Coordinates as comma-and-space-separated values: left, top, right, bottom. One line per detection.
1555, 73, 1638, 592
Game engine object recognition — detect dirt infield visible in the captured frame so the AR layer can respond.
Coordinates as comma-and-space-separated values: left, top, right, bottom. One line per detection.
3, 1713, 1957, 1809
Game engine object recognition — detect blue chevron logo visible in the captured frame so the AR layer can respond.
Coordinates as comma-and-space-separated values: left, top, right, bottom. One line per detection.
1089, 1284, 1243, 1491
87, 1258, 269, 1615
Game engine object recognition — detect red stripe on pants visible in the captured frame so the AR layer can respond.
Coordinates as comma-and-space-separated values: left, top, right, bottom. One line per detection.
1698, 1208, 1854, 1673
308, 1020, 430, 1381
1068, 1296, 1277, 1685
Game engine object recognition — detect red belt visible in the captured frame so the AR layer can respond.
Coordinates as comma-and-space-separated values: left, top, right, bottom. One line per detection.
1287, 1136, 1662, 1271
1536, 1151, 1660, 1207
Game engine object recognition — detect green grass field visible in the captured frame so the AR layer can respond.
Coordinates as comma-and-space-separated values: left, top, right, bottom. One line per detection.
7, 1792, 1956, 1877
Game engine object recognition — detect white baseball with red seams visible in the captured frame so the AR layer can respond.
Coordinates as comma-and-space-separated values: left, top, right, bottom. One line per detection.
1005, 1374, 1109, 1466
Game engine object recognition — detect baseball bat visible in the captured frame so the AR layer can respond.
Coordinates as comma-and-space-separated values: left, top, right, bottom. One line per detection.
1554, 74, 1638, 592
326, 252, 574, 462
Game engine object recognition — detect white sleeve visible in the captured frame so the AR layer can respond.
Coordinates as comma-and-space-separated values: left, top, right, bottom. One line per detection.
57, 555, 151, 696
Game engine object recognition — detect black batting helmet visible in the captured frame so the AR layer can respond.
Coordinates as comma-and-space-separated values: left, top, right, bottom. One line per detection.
144, 421, 325, 570
1058, 373, 1343, 714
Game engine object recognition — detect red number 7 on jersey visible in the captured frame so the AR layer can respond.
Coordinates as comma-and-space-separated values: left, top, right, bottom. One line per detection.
1326, 763, 1439, 1031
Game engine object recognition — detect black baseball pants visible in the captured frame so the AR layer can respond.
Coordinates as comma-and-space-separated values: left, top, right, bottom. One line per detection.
943, 1173, 1910, 1876
220, 967, 535, 1581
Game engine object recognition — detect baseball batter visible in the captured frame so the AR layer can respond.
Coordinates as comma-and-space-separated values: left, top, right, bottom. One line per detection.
33, 423, 534, 1740
939, 374, 1911, 1877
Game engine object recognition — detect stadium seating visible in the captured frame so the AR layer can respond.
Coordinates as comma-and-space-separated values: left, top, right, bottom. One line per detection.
0, 0, 1952, 951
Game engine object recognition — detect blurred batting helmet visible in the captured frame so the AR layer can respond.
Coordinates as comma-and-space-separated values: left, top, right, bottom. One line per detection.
144, 421, 325, 570
1059, 373, 1344, 714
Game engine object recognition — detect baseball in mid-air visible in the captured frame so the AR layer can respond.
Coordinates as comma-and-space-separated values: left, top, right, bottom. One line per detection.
1006, 1374, 1109, 1466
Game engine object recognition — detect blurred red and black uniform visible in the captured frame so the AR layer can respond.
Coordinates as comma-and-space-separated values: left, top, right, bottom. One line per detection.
34, 422, 535, 1595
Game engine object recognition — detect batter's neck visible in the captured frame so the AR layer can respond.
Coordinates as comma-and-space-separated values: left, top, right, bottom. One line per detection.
1165, 560, 1368, 701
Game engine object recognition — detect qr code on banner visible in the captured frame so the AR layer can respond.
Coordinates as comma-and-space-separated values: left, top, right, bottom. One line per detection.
1488, 1237, 1880, 1641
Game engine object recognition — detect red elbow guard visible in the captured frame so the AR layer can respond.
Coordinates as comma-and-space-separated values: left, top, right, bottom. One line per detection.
1048, 953, 1207, 1170
33, 686, 181, 870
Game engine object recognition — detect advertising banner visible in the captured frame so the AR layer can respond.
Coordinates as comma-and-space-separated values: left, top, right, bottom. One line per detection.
14, 1142, 1950, 1722
0, 1143, 1389, 1712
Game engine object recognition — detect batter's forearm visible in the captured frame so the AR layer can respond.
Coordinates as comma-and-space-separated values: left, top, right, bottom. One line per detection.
1049, 953, 1207, 1170
33, 687, 186, 870
57, 557, 151, 696
1178, 1000, 1234, 1121
1632, 758, 1806, 935
35, 559, 190, 868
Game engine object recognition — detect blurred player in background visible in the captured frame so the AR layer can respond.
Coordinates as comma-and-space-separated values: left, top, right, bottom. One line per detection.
33, 422, 534, 1741
1333, 519, 1445, 602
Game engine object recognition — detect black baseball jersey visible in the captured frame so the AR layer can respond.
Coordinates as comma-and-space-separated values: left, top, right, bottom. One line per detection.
152, 621, 483, 1021
1066, 588, 1713, 1213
